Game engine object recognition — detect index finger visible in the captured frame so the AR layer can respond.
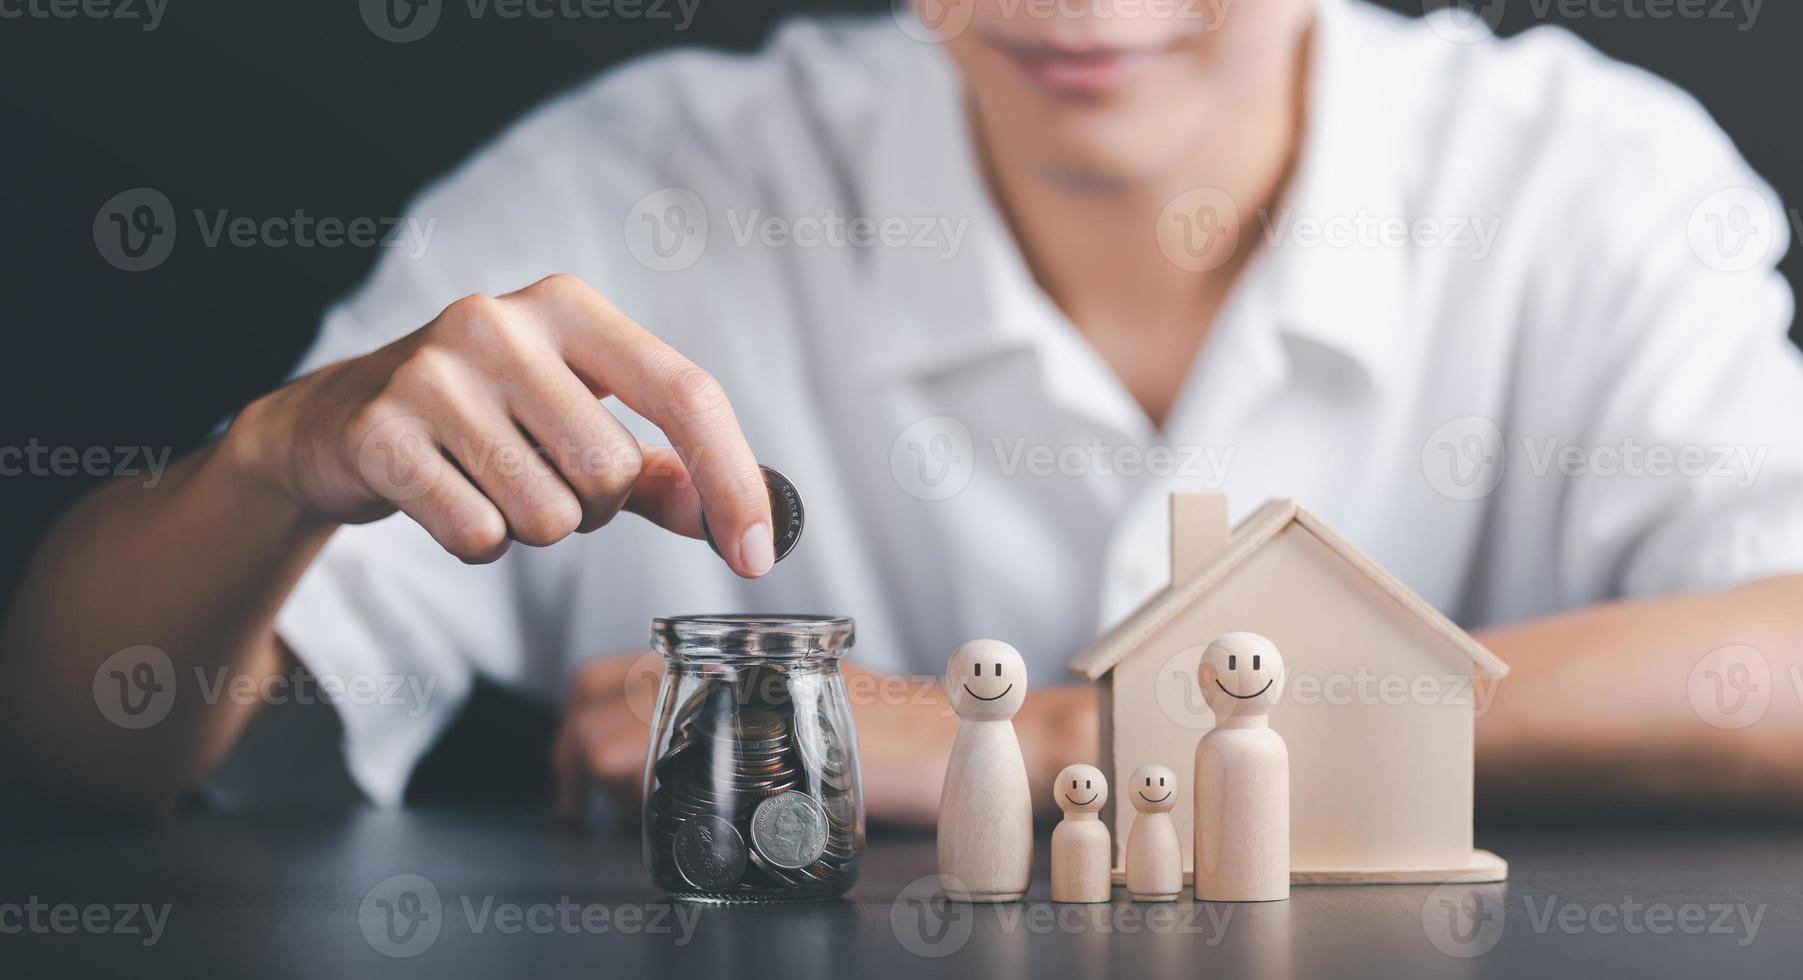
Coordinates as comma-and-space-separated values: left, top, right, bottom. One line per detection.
515, 277, 775, 578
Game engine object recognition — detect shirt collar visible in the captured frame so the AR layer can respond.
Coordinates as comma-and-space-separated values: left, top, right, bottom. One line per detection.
855, 0, 1411, 389
1263, 0, 1412, 390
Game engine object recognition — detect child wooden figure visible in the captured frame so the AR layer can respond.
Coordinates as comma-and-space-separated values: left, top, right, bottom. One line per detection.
938, 639, 1032, 903
1124, 763, 1182, 902
1193, 632, 1290, 902
1050, 764, 1112, 903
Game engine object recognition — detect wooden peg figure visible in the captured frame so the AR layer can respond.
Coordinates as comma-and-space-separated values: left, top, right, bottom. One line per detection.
937, 639, 1032, 902
1124, 763, 1182, 902
1193, 632, 1290, 902
1050, 764, 1112, 903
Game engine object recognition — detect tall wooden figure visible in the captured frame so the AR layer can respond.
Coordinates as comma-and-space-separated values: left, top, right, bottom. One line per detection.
1125, 763, 1183, 902
1050, 764, 1112, 903
1193, 632, 1290, 902
938, 639, 1032, 902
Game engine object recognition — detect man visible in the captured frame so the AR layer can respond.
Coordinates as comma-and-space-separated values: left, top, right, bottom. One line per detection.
4, 0, 1802, 826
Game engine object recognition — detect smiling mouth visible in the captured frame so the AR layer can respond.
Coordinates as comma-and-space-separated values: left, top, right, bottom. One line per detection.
1137, 791, 1171, 804
1064, 793, 1099, 806
963, 684, 1014, 702
1214, 679, 1274, 701
980, 31, 1183, 97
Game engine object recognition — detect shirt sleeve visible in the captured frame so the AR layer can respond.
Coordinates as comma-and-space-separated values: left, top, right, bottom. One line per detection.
1523, 104, 1803, 606
273, 61, 695, 806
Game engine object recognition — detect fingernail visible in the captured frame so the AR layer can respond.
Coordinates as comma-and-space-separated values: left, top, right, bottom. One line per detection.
740, 522, 775, 577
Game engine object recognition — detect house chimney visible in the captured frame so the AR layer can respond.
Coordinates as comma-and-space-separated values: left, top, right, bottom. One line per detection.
1170, 492, 1230, 586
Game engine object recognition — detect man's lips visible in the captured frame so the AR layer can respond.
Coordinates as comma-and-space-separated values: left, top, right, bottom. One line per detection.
985, 34, 1178, 96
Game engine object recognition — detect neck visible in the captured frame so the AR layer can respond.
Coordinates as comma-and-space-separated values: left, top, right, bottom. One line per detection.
981, 35, 1309, 338
1064, 811, 1100, 822
1214, 713, 1271, 730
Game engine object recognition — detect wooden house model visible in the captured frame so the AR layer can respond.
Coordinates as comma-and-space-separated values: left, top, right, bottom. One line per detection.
1070, 493, 1509, 884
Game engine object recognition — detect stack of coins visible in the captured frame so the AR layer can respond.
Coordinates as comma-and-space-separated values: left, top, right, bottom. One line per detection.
647, 666, 860, 899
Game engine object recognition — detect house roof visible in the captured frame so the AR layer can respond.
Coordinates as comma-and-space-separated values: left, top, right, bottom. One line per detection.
1069, 498, 1510, 681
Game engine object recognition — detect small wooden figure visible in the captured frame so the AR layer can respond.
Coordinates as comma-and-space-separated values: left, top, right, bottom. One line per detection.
938, 639, 1032, 903
1124, 763, 1182, 902
1050, 764, 1112, 903
1193, 632, 1290, 902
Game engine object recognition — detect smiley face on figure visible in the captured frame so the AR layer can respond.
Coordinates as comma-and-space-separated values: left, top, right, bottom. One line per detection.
1054, 764, 1108, 815
1197, 632, 1286, 720
946, 639, 1028, 721
1128, 763, 1177, 813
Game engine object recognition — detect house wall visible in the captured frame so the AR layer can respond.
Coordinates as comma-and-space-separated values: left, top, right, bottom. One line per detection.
1107, 525, 1479, 874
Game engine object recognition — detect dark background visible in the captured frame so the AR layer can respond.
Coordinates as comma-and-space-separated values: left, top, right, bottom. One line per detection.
2, 2, 1800, 802
3, 0, 1801, 598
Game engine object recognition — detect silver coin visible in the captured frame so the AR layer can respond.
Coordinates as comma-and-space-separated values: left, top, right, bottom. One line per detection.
673, 814, 747, 891
701, 465, 805, 563
749, 791, 830, 870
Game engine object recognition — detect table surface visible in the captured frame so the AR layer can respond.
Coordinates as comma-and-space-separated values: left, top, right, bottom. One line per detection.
1, 807, 1797, 979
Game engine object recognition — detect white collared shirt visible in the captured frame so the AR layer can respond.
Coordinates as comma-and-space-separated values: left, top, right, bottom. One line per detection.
277, 0, 1803, 805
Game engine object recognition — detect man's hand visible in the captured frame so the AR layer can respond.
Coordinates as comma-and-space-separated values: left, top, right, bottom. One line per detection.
228, 274, 776, 575
553, 652, 1101, 828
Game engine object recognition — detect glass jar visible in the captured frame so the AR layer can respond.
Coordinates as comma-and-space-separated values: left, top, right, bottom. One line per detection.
643, 615, 864, 903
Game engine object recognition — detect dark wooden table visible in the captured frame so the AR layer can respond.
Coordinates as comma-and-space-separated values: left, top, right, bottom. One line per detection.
2, 807, 1797, 978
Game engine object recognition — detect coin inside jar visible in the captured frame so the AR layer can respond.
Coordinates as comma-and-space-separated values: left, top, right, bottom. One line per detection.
750, 791, 830, 870
700, 465, 804, 564
673, 814, 748, 891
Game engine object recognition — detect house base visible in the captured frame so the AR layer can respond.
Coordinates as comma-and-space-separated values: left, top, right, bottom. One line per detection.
1109, 849, 1508, 887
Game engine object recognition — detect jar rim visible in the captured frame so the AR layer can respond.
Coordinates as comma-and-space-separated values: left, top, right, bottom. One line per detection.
651, 614, 855, 660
